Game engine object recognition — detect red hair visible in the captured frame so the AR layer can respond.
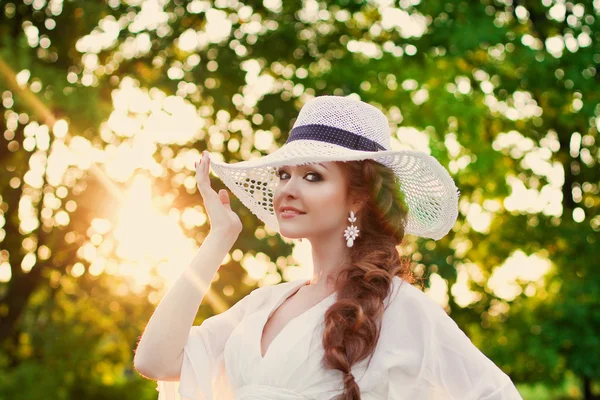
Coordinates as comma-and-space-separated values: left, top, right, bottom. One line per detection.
321, 159, 416, 399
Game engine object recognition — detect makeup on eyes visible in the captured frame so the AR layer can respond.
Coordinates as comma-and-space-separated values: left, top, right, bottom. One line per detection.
275, 166, 323, 182
276, 168, 322, 181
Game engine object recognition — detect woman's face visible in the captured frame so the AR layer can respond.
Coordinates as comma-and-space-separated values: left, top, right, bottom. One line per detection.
273, 162, 353, 241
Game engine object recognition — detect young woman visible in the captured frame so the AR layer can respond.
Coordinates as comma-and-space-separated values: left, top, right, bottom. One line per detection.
134, 96, 522, 399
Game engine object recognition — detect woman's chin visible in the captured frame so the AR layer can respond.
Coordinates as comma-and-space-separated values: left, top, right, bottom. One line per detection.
278, 226, 305, 240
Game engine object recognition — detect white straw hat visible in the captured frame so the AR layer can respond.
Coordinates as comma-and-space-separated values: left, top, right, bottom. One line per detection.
207, 95, 460, 240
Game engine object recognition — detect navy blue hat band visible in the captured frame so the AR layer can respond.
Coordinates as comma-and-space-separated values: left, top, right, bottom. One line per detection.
285, 124, 386, 152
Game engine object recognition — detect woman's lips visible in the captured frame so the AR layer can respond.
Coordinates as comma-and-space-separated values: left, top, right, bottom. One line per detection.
281, 211, 305, 218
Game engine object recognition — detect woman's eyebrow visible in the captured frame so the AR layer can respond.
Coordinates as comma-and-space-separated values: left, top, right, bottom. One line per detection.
305, 163, 327, 170
279, 163, 328, 170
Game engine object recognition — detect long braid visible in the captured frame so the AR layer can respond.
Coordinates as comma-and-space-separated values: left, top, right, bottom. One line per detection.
321, 160, 414, 399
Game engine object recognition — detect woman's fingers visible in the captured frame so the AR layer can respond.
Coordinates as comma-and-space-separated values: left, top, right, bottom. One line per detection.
195, 152, 227, 209
195, 151, 213, 196
193, 152, 242, 235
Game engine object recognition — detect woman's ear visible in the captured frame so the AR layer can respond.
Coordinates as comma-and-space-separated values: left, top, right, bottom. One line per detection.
350, 196, 368, 215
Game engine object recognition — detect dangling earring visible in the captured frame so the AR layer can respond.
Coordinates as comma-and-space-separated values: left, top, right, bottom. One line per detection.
343, 210, 359, 248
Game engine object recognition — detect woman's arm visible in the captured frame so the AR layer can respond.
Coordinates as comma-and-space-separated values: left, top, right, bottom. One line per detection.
383, 280, 522, 399
424, 300, 522, 399
133, 230, 237, 380
428, 320, 522, 400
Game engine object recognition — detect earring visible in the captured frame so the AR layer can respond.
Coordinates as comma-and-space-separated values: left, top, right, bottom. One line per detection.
343, 210, 359, 248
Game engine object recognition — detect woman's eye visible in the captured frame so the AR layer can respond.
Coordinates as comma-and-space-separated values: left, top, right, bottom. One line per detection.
276, 170, 321, 182
306, 173, 321, 181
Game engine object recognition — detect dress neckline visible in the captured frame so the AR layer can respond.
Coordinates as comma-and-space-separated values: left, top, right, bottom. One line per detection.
258, 279, 337, 361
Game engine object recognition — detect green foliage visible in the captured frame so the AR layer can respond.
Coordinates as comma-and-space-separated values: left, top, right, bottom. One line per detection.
0, 0, 598, 398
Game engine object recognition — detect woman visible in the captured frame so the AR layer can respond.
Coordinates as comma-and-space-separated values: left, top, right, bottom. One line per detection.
134, 96, 522, 399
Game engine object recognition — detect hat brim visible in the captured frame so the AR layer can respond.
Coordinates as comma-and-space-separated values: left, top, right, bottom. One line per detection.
207, 140, 459, 240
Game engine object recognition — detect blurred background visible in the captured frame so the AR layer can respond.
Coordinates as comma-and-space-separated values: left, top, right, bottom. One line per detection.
0, 0, 598, 399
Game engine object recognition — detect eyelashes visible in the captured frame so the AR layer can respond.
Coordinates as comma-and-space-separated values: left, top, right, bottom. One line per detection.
276, 168, 322, 182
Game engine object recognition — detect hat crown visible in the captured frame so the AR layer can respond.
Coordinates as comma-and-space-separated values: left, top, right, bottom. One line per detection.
291, 96, 391, 151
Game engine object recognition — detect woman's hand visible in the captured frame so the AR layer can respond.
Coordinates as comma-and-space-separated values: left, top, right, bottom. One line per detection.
195, 151, 242, 238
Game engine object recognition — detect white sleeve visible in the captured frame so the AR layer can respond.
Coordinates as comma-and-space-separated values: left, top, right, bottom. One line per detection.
427, 306, 522, 400
155, 286, 267, 400
384, 282, 522, 400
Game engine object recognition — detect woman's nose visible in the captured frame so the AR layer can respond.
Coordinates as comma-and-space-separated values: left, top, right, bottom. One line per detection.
277, 176, 301, 197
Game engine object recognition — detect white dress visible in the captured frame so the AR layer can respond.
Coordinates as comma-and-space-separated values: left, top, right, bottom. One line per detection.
156, 276, 522, 400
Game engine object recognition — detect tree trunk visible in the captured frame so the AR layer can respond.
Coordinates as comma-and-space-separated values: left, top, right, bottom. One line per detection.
583, 377, 592, 400
0, 268, 43, 366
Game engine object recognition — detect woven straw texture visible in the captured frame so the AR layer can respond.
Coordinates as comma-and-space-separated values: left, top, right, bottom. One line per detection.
207, 96, 460, 240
